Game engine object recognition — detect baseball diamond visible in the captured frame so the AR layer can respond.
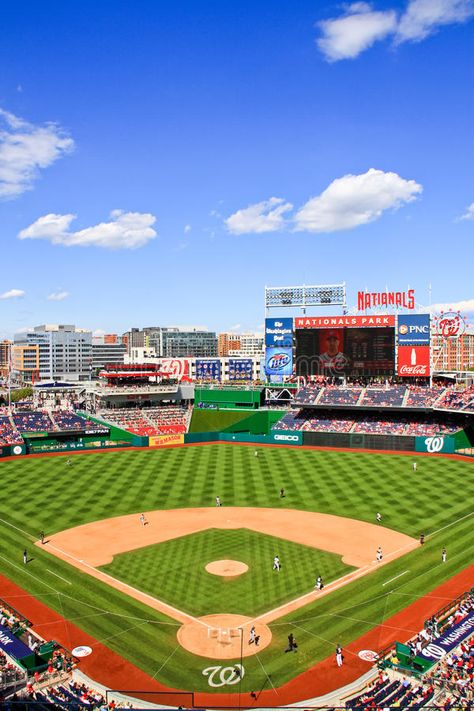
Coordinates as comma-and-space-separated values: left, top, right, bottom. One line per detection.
0, 442, 472, 703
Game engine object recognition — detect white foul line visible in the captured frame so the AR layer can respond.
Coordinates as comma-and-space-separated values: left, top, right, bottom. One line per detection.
46, 569, 72, 585
429, 511, 473, 538
383, 570, 409, 587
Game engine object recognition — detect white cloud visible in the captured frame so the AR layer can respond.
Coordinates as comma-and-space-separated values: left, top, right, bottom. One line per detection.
225, 197, 293, 235
0, 288, 25, 300
0, 108, 74, 198
428, 299, 474, 314
397, 0, 474, 42
47, 290, 70, 301
316, 0, 474, 61
458, 202, 474, 221
317, 3, 397, 61
18, 210, 157, 249
229, 324, 242, 332
294, 168, 422, 232
184, 224, 192, 233
93, 329, 106, 337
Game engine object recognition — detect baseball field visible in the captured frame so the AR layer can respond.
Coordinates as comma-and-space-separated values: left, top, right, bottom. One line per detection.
0, 443, 473, 700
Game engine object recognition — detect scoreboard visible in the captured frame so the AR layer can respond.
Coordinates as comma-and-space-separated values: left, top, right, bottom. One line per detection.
295, 326, 395, 377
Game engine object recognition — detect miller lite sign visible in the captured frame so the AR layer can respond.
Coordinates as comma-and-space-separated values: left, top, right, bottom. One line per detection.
397, 346, 430, 377
265, 347, 293, 376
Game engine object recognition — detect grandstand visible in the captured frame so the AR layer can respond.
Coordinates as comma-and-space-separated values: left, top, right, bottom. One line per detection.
100, 404, 191, 436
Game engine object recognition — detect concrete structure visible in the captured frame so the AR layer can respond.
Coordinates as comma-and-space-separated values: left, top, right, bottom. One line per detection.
123, 327, 217, 358
13, 325, 92, 383
432, 330, 474, 373
92, 334, 126, 371
0, 340, 12, 379
228, 333, 264, 359
218, 332, 241, 357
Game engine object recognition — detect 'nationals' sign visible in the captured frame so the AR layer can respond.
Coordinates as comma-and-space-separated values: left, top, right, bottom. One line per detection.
420, 610, 474, 661
358, 289, 415, 311
295, 315, 395, 329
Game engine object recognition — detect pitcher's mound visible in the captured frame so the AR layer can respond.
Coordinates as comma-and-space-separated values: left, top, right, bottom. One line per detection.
205, 559, 249, 577
177, 614, 271, 659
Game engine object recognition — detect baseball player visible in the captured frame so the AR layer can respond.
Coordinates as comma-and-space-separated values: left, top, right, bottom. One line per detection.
376, 546, 383, 562
249, 626, 256, 644
273, 555, 281, 571
376, 512, 382, 522
216, 496, 221, 506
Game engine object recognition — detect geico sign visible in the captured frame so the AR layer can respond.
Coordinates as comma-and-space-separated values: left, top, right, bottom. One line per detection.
273, 434, 299, 442
425, 436, 444, 453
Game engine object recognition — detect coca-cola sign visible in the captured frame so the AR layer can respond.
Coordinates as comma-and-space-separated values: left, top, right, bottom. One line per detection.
434, 311, 467, 339
399, 364, 429, 376
397, 345, 430, 377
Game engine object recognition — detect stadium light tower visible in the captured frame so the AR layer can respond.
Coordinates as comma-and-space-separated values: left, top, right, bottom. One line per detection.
265, 283, 346, 314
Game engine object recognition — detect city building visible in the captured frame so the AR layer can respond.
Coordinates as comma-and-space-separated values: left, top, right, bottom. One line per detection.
0, 340, 12, 379
123, 327, 217, 358
217, 332, 241, 357
432, 330, 474, 373
228, 333, 264, 359
92, 334, 126, 371
13, 325, 92, 383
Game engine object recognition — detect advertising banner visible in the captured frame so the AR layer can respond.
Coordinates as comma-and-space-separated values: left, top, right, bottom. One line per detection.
149, 434, 184, 447
397, 345, 430, 377
196, 359, 221, 380
420, 610, 474, 661
295, 315, 395, 329
265, 318, 293, 346
228, 358, 253, 380
397, 314, 431, 345
270, 430, 302, 445
160, 358, 190, 380
415, 435, 454, 454
0, 623, 32, 660
265, 347, 293, 376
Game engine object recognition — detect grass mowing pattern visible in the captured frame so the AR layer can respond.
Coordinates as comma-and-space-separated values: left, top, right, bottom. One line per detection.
0, 445, 472, 692
100, 528, 353, 616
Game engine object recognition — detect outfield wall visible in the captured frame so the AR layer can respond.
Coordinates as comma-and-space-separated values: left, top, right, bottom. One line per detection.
184, 430, 302, 446
190, 408, 285, 434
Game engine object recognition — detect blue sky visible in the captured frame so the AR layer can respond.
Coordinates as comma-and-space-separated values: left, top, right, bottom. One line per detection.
0, 0, 473, 338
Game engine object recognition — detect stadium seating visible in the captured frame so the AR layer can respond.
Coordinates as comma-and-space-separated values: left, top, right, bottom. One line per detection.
360, 385, 406, 407
318, 386, 363, 406
51, 411, 105, 432
144, 405, 189, 434
12, 411, 54, 433
437, 385, 474, 412
101, 405, 190, 436
0, 415, 24, 445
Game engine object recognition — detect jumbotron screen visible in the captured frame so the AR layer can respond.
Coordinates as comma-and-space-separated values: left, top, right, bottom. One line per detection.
295, 327, 395, 377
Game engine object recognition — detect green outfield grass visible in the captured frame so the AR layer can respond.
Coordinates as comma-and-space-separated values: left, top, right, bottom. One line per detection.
100, 528, 354, 616
0, 444, 472, 694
